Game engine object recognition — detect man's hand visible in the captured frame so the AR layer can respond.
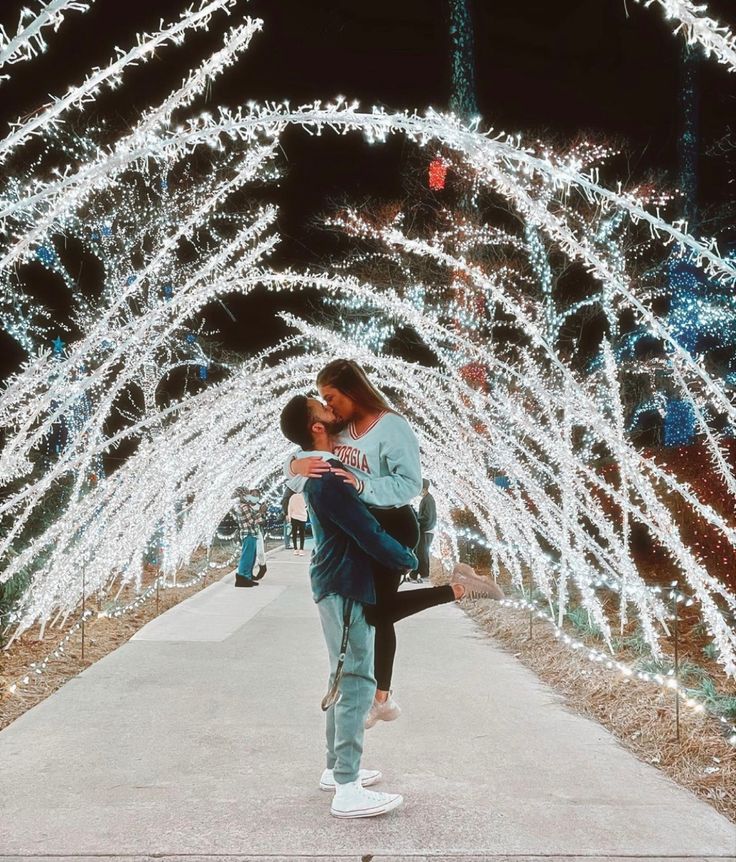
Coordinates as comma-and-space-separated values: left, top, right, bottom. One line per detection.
329, 466, 358, 489
290, 456, 330, 478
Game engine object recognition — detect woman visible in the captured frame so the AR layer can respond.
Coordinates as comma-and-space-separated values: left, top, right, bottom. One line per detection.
285, 359, 503, 729
287, 491, 308, 556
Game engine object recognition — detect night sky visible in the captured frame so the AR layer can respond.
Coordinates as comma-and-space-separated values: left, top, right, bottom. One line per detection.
3, 0, 736, 368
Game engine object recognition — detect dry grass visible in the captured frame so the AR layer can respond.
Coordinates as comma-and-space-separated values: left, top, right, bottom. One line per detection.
436, 561, 736, 823
0, 548, 236, 732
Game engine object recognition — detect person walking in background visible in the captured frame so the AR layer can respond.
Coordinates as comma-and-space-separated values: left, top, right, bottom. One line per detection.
281, 487, 293, 549
416, 479, 436, 582
288, 490, 308, 555
234, 487, 268, 588
253, 522, 268, 581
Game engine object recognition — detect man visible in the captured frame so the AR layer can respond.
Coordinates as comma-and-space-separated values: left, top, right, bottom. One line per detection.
280, 394, 417, 819
234, 488, 268, 588
416, 479, 437, 582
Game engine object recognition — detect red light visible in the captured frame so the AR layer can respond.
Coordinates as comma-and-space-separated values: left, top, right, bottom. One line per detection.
428, 157, 448, 190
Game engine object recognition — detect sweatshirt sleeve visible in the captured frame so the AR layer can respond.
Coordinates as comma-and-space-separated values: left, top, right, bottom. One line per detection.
358, 416, 422, 508
314, 475, 418, 572
283, 450, 307, 494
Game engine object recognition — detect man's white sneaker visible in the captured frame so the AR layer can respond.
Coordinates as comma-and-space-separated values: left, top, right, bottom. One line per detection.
330, 779, 403, 818
319, 767, 382, 791
364, 692, 401, 729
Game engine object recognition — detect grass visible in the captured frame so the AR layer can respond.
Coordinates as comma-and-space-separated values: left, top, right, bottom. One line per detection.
0, 570, 30, 647
613, 629, 652, 656
635, 657, 710, 686
565, 605, 605, 640
692, 678, 736, 722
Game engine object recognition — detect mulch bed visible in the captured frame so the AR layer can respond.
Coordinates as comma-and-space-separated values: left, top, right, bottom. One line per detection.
436, 561, 736, 824
440, 441, 736, 821
0, 548, 238, 732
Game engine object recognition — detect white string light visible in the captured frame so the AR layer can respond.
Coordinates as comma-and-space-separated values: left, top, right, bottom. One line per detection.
0, 1, 247, 162
0, 0, 94, 78
0, 6, 734, 709
491, 593, 736, 746
6, 563, 214, 696
633, 0, 736, 73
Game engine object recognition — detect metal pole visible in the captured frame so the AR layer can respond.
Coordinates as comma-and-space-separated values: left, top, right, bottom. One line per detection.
156, 577, 160, 615
673, 585, 680, 742
528, 571, 533, 640
81, 571, 86, 661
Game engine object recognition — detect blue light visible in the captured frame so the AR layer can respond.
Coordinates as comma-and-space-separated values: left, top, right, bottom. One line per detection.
663, 399, 696, 446
36, 245, 55, 265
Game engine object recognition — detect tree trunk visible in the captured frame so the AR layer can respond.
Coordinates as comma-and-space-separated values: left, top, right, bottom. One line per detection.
448, 0, 479, 120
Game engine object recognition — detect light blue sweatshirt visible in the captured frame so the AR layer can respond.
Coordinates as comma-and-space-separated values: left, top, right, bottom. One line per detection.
285, 411, 422, 509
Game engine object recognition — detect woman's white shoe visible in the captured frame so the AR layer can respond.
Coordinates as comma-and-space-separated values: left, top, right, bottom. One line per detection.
451, 562, 504, 600
319, 767, 382, 791
364, 692, 401, 729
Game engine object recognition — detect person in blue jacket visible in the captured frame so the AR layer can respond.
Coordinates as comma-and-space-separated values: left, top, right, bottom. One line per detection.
280, 394, 416, 819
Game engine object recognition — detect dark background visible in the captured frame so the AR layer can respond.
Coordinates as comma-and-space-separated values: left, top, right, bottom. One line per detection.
3, 0, 736, 369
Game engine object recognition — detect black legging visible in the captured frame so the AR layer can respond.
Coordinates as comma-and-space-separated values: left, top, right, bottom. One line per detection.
363, 505, 454, 690
291, 518, 306, 550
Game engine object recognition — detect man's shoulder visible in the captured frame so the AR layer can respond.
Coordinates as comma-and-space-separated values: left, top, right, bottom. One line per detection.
305, 469, 347, 497
306, 470, 358, 505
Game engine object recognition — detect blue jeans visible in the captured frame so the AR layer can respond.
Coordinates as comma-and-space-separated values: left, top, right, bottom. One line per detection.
317, 594, 375, 784
237, 534, 257, 578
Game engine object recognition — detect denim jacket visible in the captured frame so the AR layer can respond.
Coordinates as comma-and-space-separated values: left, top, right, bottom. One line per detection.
302, 451, 418, 605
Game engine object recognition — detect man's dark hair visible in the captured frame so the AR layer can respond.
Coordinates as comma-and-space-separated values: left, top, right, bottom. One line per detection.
280, 395, 314, 450
422, 478, 431, 491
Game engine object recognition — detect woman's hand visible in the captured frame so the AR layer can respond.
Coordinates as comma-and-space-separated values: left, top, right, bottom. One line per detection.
290, 456, 330, 478
329, 466, 359, 489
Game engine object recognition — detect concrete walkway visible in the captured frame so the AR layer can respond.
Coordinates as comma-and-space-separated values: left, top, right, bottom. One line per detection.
0, 548, 734, 862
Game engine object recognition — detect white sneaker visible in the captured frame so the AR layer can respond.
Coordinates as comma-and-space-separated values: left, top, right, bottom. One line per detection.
330, 778, 403, 818
319, 767, 382, 791
293, 549, 299, 555
298, 549, 304, 556
365, 692, 401, 729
